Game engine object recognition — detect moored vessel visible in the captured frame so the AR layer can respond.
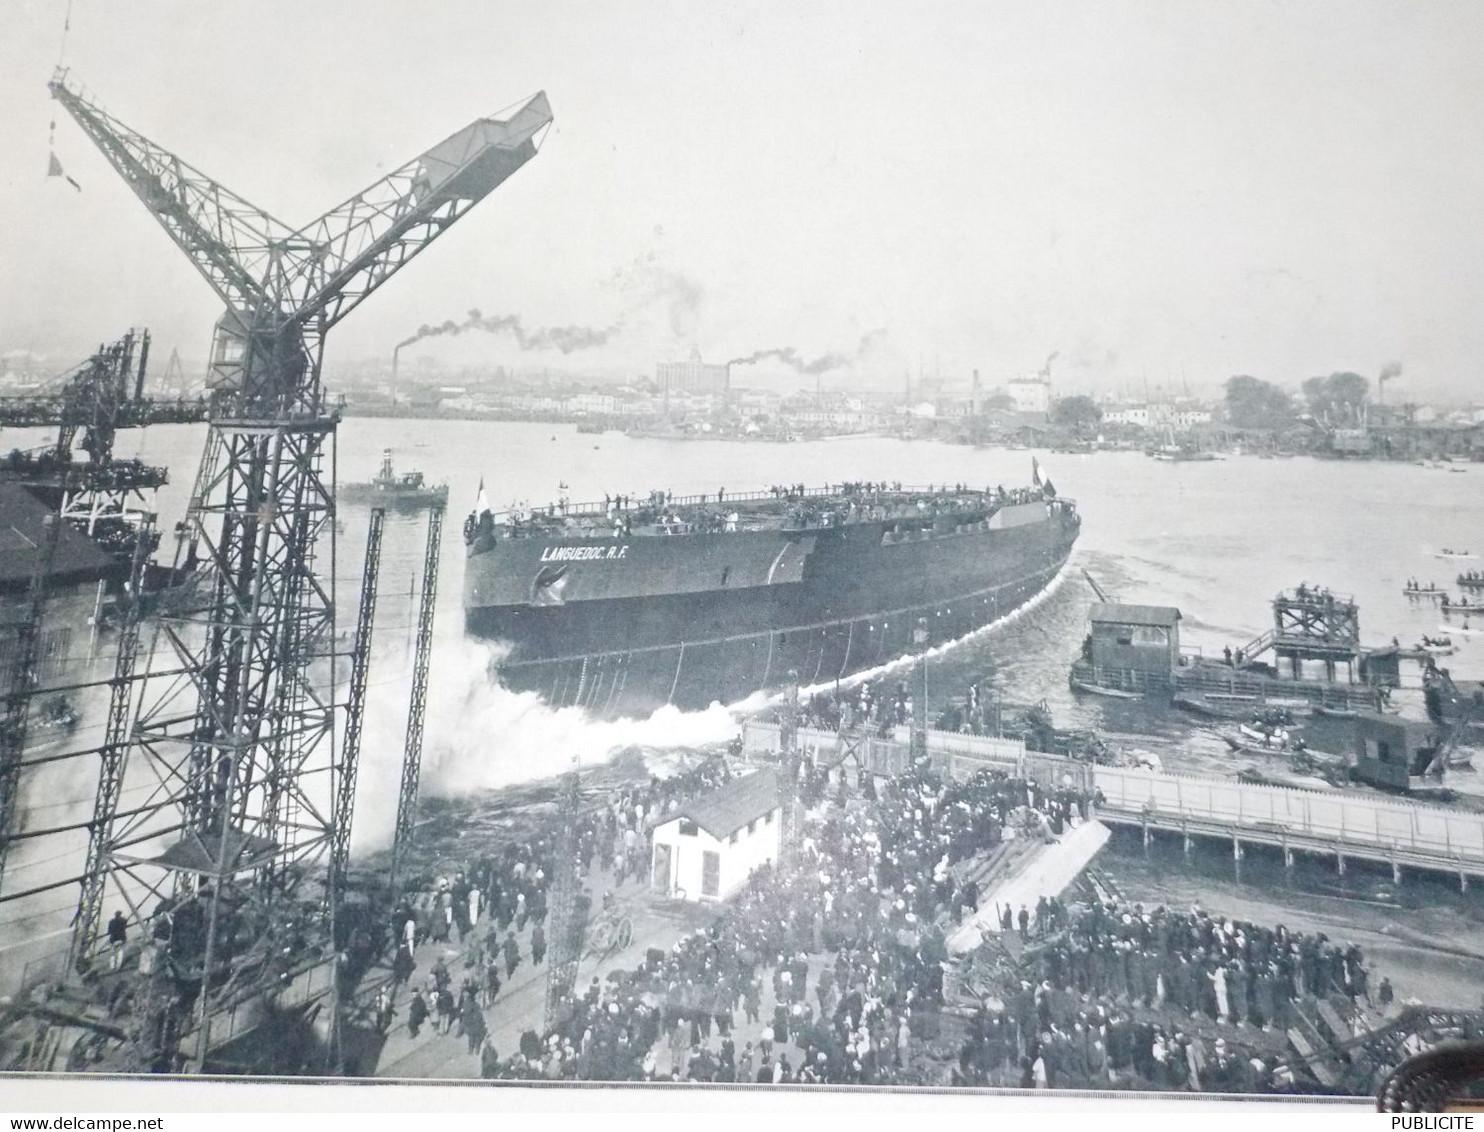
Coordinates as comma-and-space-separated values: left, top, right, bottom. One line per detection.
340, 448, 449, 508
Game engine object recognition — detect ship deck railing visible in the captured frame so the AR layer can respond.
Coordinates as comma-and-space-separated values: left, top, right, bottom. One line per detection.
487, 483, 1035, 524
485, 485, 1073, 539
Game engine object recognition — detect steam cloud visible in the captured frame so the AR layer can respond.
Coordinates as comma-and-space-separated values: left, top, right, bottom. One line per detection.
649, 271, 705, 339
396, 309, 620, 354
350, 637, 737, 854
1379, 361, 1403, 381
728, 332, 884, 376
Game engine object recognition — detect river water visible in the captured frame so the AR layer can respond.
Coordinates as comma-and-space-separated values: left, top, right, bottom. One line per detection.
12, 417, 1484, 827
2, 417, 1481, 977
117, 419, 1484, 754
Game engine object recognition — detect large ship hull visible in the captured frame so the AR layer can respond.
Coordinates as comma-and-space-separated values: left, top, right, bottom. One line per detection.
464, 500, 1079, 717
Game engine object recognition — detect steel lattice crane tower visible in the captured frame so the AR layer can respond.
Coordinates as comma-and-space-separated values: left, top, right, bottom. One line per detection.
48, 69, 550, 1071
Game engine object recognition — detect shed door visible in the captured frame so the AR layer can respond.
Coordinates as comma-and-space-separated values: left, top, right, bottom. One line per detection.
652, 843, 673, 894
701, 850, 721, 898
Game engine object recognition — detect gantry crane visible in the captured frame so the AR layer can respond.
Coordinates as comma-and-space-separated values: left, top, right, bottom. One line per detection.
47, 68, 550, 1071
0, 328, 206, 561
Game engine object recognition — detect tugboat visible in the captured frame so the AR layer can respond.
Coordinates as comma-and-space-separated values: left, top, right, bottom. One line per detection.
340, 449, 448, 509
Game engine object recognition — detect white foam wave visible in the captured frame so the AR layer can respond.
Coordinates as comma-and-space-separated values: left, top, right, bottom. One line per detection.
349, 635, 738, 854
726, 555, 1079, 711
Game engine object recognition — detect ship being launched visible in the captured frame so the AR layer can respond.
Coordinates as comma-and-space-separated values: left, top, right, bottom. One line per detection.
463, 480, 1080, 718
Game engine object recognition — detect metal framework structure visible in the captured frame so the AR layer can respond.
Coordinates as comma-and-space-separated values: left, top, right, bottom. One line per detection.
47, 69, 550, 1071
0, 329, 206, 557
0, 513, 66, 890
329, 508, 384, 902
390, 505, 444, 889
68, 519, 155, 969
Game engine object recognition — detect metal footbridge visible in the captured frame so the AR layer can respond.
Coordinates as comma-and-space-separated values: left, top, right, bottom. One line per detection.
741, 721, 1484, 888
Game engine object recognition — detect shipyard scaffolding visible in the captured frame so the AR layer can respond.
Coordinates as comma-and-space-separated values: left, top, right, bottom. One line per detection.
389, 506, 444, 891
1249, 586, 1362, 681
0, 325, 202, 905
33, 69, 551, 1074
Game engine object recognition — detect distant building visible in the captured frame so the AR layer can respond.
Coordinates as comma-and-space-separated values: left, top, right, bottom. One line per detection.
567, 392, 618, 415
650, 771, 779, 902
657, 348, 730, 397
1007, 375, 1051, 415
1101, 401, 1211, 429
1103, 403, 1150, 428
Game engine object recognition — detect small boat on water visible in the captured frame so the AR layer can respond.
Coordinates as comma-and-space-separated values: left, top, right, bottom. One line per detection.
1312, 703, 1360, 719
1443, 623, 1483, 636
1403, 586, 1447, 598
1435, 549, 1477, 560
1068, 672, 1144, 699
1418, 635, 1455, 656
1173, 691, 1262, 719
1236, 723, 1291, 748
340, 449, 449, 508
1458, 574, 1484, 590
1236, 766, 1335, 792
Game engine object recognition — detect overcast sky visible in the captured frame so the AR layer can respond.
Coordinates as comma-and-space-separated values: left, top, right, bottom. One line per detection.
3, 0, 1482, 398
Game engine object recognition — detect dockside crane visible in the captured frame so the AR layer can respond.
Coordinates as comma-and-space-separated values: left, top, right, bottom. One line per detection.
47, 69, 551, 1071
0, 328, 207, 560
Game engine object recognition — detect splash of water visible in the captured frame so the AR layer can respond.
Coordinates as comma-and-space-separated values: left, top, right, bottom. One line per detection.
349, 636, 738, 854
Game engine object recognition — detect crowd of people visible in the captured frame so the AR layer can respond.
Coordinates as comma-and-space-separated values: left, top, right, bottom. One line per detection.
477, 480, 1054, 543
366, 739, 1391, 1094
445, 761, 1103, 1085
953, 895, 1381, 1092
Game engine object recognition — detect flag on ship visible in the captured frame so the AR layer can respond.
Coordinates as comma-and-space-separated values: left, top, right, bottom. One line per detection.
475, 476, 491, 513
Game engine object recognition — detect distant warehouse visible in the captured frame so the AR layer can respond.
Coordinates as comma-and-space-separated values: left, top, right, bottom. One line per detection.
657, 348, 730, 396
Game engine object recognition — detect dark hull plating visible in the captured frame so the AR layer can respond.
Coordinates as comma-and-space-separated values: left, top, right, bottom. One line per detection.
464, 503, 1079, 717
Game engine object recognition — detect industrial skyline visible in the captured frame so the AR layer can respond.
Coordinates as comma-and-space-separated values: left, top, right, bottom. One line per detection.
2, 1, 1483, 399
